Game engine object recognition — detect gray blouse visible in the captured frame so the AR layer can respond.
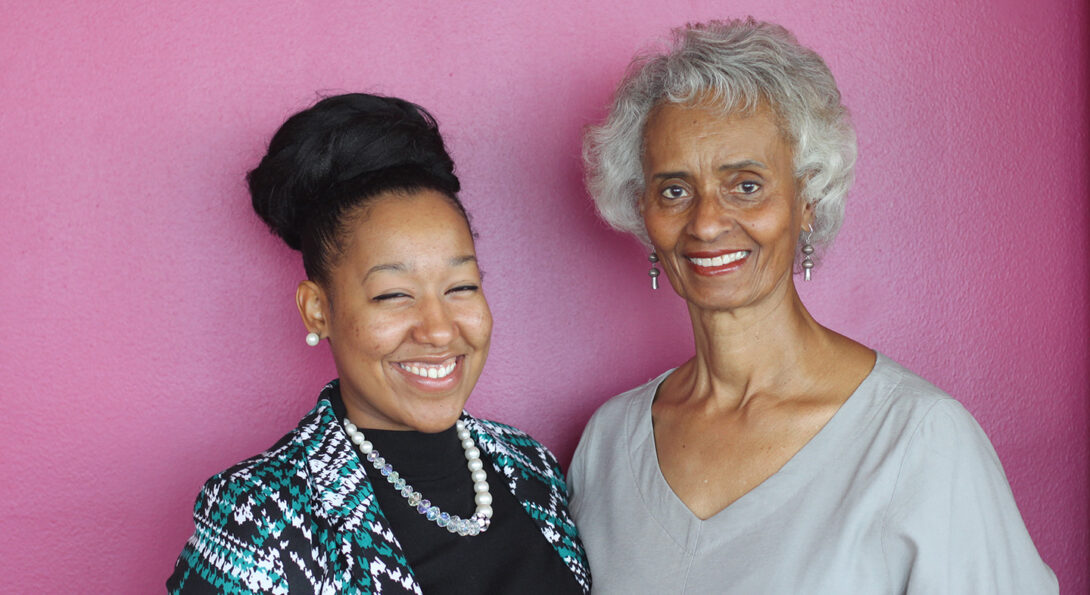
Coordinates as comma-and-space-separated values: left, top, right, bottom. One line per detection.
568, 353, 1057, 594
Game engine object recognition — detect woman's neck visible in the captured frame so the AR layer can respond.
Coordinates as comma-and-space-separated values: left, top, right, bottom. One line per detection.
676, 283, 835, 410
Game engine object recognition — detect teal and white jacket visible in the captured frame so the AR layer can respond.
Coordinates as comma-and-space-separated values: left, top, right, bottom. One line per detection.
168, 382, 590, 594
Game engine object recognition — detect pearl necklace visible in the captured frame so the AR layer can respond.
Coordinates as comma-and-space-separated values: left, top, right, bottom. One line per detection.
343, 418, 494, 536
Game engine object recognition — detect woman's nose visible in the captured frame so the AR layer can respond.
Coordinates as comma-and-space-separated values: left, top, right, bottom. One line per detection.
687, 193, 733, 242
412, 297, 457, 346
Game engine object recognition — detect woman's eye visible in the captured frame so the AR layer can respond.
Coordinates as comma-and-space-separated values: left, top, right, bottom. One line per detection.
447, 284, 479, 295
372, 292, 410, 302
660, 185, 689, 200
736, 181, 761, 194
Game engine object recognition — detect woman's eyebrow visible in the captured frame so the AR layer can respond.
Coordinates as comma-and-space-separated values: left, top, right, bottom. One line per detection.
364, 256, 477, 280
650, 160, 768, 181
363, 262, 406, 281
650, 170, 689, 181
718, 159, 767, 171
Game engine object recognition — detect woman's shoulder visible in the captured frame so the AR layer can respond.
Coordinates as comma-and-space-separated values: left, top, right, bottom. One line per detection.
465, 414, 563, 467
196, 400, 328, 503
581, 370, 672, 435
868, 358, 1058, 592
468, 415, 543, 449
864, 353, 994, 460
597, 370, 672, 417
866, 353, 959, 416
465, 414, 573, 511
169, 402, 339, 593
469, 415, 534, 439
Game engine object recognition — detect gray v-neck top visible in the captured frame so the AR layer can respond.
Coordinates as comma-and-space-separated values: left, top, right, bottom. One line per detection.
568, 354, 1057, 594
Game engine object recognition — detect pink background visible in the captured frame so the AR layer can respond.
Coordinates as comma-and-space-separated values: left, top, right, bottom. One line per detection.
1, 1, 1086, 592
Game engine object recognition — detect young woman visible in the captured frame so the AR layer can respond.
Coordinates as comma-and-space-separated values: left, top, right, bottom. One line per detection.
169, 93, 589, 594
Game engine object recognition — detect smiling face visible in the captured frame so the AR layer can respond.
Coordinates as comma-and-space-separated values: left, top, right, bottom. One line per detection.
300, 189, 492, 432
640, 101, 812, 313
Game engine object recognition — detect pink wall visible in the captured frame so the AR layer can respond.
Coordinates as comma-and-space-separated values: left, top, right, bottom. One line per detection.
1, 1, 1085, 592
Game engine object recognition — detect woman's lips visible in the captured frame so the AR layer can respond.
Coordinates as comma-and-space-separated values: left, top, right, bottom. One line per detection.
393, 356, 462, 391
685, 250, 750, 275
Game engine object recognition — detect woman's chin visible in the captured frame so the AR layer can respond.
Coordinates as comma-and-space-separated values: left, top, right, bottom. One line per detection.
402, 406, 468, 433
344, 384, 471, 432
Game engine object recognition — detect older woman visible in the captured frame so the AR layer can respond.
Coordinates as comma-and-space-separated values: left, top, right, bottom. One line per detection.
168, 94, 589, 594
569, 19, 1056, 594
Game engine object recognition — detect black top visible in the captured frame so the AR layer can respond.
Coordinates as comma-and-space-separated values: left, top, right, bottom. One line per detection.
330, 391, 583, 594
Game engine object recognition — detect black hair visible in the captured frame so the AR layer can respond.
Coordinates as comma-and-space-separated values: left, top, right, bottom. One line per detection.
248, 93, 470, 283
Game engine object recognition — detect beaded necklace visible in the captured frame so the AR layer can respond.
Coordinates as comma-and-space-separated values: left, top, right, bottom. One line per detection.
343, 419, 494, 536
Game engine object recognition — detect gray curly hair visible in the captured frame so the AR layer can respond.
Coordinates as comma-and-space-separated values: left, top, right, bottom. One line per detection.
584, 18, 856, 249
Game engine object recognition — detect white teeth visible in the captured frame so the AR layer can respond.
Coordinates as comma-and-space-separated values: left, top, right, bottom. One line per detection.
688, 251, 748, 268
399, 360, 457, 379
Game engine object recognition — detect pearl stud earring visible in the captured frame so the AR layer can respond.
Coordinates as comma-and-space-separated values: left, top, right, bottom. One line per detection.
306, 332, 320, 347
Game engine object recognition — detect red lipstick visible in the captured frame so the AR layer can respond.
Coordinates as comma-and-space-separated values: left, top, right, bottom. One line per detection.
684, 250, 750, 276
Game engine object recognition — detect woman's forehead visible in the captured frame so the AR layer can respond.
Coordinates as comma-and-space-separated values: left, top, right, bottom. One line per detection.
642, 104, 790, 166
341, 191, 476, 268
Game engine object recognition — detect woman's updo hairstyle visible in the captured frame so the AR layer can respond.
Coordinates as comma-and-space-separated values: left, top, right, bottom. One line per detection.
249, 93, 468, 284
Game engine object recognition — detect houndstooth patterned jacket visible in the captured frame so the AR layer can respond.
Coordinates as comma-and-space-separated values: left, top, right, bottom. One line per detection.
168, 382, 590, 594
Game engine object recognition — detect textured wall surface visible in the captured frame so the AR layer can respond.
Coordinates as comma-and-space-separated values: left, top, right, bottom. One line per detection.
1, 1, 1086, 592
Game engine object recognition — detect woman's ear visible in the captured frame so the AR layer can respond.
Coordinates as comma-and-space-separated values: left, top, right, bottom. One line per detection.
795, 176, 816, 230
296, 280, 328, 337
801, 199, 815, 230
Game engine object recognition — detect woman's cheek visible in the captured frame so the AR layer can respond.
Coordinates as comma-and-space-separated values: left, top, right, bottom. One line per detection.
362, 314, 404, 354
472, 301, 493, 330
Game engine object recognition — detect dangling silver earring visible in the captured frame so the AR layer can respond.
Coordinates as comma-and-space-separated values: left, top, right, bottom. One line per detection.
648, 252, 660, 290
306, 332, 320, 347
801, 226, 815, 281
